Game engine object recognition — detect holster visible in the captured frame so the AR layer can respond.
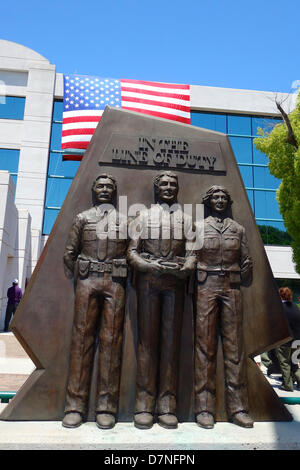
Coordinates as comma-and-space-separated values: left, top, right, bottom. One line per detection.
197, 270, 208, 283
78, 258, 90, 279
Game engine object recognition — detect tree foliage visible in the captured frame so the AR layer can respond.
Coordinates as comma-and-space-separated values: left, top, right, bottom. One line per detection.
254, 95, 300, 273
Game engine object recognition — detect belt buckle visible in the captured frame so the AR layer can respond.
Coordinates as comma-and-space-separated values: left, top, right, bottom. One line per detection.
219, 271, 226, 277
98, 262, 105, 273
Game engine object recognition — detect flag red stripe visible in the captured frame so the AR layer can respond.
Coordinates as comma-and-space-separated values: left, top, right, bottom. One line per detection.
122, 106, 191, 124
62, 116, 101, 124
61, 141, 89, 149
120, 78, 190, 90
120, 86, 190, 101
121, 96, 190, 112
62, 129, 95, 137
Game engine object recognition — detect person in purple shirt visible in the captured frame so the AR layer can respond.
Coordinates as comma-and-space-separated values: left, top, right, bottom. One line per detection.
4, 279, 22, 332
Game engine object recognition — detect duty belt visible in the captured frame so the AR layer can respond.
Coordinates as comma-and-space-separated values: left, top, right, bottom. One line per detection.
89, 261, 112, 273
206, 271, 229, 276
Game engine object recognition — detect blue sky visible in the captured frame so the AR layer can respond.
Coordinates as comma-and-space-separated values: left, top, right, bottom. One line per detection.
1, 0, 299, 92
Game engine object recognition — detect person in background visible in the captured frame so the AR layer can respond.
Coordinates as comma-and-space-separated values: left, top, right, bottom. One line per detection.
276, 287, 300, 391
4, 279, 22, 332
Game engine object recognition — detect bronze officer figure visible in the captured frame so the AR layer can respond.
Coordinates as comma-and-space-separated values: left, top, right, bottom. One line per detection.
62, 174, 128, 429
194, 185, 253, 429
128, 171, 195, 430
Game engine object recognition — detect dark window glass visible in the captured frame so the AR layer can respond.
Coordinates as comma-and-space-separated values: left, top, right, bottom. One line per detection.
238, 165, 253, 187
252, 117, 282, 137
45, 177, 73, 208
254, 191, 282, 220
0, 148, 20, 173
253, 167, 280, 189
43, 209, 60, 235
190, 112, 227, 133
50, 122, 62, 150
229, 137, 252, 163
246, 189, 254, 211
0, 148, 19, 195
252, 140, 268, 165
43, 99, 76, 235
48, 152, 80, 178
0, 96, 25, 120
227, 115, 251, 135
52, 100, 63, 122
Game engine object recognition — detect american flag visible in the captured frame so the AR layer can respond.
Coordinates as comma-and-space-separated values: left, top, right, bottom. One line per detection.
62, 74, 191, 160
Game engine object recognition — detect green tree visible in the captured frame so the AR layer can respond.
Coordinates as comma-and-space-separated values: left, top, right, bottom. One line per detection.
254, 94, 300, 273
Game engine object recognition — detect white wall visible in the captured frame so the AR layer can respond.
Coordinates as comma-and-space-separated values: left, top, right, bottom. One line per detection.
265, 246, 300, 280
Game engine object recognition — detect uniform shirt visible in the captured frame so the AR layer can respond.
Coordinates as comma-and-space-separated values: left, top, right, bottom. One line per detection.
195, 216, 252, 283
128, 203, 195, 267
64, 205, 128, 273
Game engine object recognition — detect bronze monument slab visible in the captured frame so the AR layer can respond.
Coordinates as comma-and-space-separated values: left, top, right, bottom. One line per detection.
1, 106, 292, 423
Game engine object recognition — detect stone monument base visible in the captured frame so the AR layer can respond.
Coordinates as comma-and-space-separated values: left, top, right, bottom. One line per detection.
0, 403, 299, 450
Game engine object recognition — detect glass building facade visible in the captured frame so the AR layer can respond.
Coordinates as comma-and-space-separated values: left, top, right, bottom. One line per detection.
191, 112, 284, 232
43, 100, 80, 234
43, 102, 285, 239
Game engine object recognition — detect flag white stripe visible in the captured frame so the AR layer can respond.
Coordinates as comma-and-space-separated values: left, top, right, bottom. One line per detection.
62, 122, 99, 131
63, 110, 104, 118
121, 101, 190, 118
62, 134, 92, 143
121, 91, 190, 106
121, 81, 190, 95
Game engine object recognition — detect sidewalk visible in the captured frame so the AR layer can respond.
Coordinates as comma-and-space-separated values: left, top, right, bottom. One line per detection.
0, 332, 300, 450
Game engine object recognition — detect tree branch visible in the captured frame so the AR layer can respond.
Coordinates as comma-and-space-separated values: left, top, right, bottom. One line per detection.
276, 100, 298, 148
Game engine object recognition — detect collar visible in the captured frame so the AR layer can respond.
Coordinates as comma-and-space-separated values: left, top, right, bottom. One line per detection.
206, 216, 232, 233
94, 204, 115, 216
153, 202, 182, 214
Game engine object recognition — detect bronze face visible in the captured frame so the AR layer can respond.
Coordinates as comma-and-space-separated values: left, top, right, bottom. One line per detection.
209, 190, 228, 214
93, 176, 115, 204
157, 174, 178, 205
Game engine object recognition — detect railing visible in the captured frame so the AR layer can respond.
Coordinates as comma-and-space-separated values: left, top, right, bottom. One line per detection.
0, 392, 300, 405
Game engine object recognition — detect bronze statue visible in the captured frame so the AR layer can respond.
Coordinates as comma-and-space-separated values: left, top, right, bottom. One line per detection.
128, 171, 195, 430
194, 185, 253, 429
62, 173, 128, 429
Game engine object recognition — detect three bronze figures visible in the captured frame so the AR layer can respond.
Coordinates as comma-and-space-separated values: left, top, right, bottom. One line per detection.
62, 171, 254, 430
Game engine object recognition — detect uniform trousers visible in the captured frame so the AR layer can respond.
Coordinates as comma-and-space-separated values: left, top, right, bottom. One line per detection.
135, 272, 185, 416
275, 342, 300, 390
195, 273, 249, 418
4, 303, 18, 332
64, 272, 126, 416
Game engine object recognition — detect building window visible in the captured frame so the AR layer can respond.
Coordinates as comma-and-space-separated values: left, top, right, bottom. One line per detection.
191, 111, 286, 245
42, 100, 79, 235
0, 96, 25, 120
0, 148, 20, 188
